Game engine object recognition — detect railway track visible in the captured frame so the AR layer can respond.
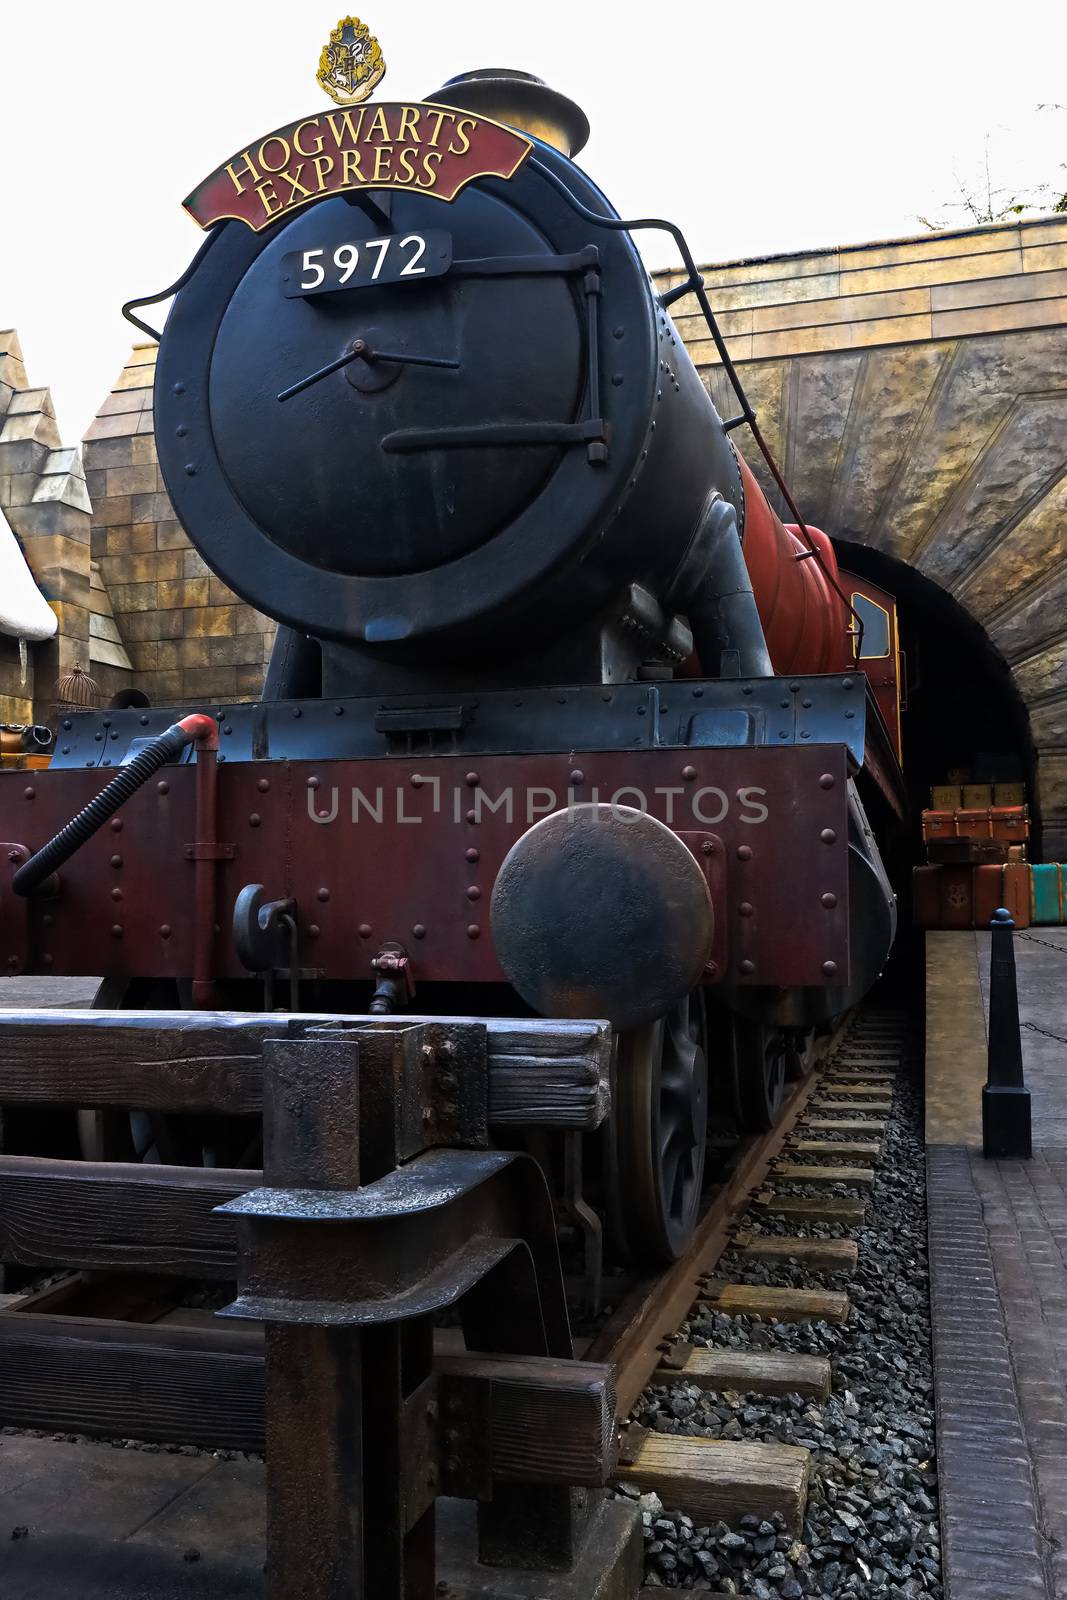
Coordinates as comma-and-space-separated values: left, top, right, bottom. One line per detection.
0, 999, 933, 1600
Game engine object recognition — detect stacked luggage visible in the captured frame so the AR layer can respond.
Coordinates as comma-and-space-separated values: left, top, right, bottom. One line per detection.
913, 772, 1031, 928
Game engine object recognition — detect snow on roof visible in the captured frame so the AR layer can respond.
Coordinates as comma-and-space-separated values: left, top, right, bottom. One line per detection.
0, 504, 58, 642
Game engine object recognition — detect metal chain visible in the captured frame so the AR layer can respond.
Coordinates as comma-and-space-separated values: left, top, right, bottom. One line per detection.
1023, 1020, 1067, 1046
1018, 931, 1067, 955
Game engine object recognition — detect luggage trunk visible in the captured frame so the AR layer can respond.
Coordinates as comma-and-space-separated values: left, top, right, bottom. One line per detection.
1031, 863, 1066, 925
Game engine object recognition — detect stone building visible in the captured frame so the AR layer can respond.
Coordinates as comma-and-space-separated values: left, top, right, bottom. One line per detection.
0, 330, 131, 727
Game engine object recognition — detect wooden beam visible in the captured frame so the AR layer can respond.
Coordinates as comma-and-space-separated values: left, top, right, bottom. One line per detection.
733, 1234, 859, 1273
0, 1312, 264, 1448
699, 1282, 849, 1324
0, 1314, 618, 1480
817, 1099, 892, 1114
0, 1010, 610, 1129
821, 1082, 894, 1097
753, 1192, 866, 1225
0, 1156, 246, 1277
806, 1118, 886, 1133
789, 1140, 881, 1161
617, 1431, 811, 1533
655, 1345, 831, 1400
772, 1164, 876, 1188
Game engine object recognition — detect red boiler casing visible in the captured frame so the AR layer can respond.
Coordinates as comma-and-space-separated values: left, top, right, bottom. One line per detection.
735, 454, 850, 677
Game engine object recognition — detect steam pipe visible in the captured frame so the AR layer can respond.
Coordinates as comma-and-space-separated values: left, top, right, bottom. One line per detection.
12, 714, 218, 897
683, 495, 774, 679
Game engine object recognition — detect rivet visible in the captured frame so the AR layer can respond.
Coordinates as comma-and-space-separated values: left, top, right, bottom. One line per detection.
802, 698, 813, 709
42, 912, 53, 927
682, 765, 697, 781
737, 844, 753, 862
704, 960, 718, 977
820, 828, 837, 844
292, 707, 302, 718
111, 887, 122, 901
184, 464, 196, 476
613, 325, 624, 338
334, 705, 344, 716
62, 745, 69, 754
176, 424, 188, 438
42, 954, 53, 967
413, 923, 426, 939
780, 699, 790, 710
465, 772, 480, 787
222, 724, 232, 736
821, 892, 838, 909
157, 779, 169, 795
570, 769, 585, 785
307, 775, 320, 789
738, 901, 754, 917
249, 813, 261, 827
739, 958, 756, 975
358, 923, 372, 938
111, 924, 123, 938
790, 681, 800, 693
308, 924, 320, 937
62, 719, 72, 730
110, 818, 123, 832
742, 685, 752, 696
467, 924, 481, 939
841, 677, 854, 690
822, 959, 839, 977
173, 382, 185, 395
257, 778, 270, 792
466, 886, 481, 901
466, 809, 477, 824
110, 854, 123, 868
612, 374, 623, 386
317, 887, 330, 902
139, 715, 149, 726
819, 773, 835, 789
160, 925, 172, 939
845, 709, 855, 719
94, 731, 103, 742
23, 787, 34, 799
465, 847, 480, 863
702, 840, 714, 854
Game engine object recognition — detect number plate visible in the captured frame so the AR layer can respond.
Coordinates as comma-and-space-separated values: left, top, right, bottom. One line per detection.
282, 231, 452, 298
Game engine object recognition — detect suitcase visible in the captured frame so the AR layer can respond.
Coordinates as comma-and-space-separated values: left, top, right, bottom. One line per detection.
963, 783, 993, 808
913, 863, 1031, 928
922, 806, 1030, 844
912, 864, 974, 928
995, 782, 1025, 807
1007, 844, 1028, 863
926, 837, 1008, 866
973, 863, 1030, 928
931, 784, 963, 808
1031, 863, 1066, 925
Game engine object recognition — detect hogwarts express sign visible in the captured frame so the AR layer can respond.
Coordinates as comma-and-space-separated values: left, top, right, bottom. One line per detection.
184, 102, 533, 230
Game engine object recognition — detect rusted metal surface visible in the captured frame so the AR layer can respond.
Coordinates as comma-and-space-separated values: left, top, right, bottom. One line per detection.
490, 804, 713, 1031
3, 746, 851, 991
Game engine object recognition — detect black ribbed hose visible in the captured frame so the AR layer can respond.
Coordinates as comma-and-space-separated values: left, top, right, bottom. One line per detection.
13, 721, 196, 896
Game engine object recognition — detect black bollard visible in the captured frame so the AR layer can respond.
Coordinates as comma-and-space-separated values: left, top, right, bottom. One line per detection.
982, 907, 1032, 1159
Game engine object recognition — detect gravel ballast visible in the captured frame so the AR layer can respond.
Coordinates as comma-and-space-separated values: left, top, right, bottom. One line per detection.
626, 1020, 941, 1596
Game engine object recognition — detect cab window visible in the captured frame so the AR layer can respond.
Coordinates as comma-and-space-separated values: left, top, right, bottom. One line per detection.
852, 593, 890, 660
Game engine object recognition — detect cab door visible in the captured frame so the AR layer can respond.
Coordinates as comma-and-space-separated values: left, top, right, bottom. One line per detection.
841, 574, 903, 763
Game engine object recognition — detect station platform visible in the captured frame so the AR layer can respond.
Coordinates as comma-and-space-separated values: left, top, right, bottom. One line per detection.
926, 927, 1067, 1599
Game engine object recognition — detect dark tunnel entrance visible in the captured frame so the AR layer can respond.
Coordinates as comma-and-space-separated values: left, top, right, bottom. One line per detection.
832, 539, 1039, 859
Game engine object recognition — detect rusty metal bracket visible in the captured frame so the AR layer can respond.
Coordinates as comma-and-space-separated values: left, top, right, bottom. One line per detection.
1, 844, 30, 975
616, 1421, 648, 1469
184, 842, 236, 860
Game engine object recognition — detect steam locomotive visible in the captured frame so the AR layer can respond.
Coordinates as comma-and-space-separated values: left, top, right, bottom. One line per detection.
0, 68, 903, 1271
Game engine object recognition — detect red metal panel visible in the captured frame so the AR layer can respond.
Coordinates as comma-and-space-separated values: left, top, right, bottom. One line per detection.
0, 746, 850, 993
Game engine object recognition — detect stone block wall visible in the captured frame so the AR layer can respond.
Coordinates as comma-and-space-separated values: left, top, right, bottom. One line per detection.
0, 330, 115, 723
83, 345, 275, 707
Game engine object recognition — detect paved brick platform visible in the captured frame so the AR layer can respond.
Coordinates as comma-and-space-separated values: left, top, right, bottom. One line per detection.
927, 928, 1067, 1599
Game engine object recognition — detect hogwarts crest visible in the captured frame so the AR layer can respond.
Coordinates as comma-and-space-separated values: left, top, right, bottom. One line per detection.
316, 16, 386, 105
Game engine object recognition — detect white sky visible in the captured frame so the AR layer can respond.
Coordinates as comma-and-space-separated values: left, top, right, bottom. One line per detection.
3, 0, 1066, 445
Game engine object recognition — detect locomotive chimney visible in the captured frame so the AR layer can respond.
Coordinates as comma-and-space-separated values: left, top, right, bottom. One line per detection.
429, 68, 590, 158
